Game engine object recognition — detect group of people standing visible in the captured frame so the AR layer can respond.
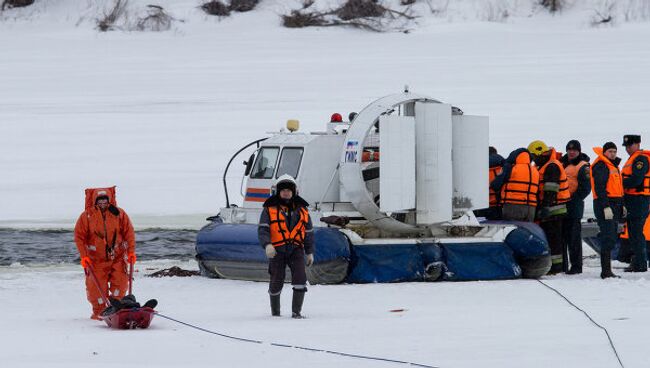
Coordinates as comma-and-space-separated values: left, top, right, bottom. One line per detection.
485, 135, 650, 279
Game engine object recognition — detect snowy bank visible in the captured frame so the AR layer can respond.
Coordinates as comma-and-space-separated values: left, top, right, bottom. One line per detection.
1, 0, 649, 227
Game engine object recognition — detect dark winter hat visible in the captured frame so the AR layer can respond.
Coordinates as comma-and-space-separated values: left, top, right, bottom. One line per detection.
566, 140, 581, 152
276, 180, 296, 194
95, 190, 110, 203
603, 142, 617, 153
489, 146, 498, 155
623, 134, 641, 147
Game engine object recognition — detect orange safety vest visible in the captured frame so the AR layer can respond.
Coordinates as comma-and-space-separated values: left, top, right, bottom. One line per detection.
268, 206, 310, 247
538, 149, 570, 204
620, 217, 650, 240
622, 150, 650, 196
489, 165, 503, 207
501, 152, 539, 206
590, 147, 624, 199
565, 160, 589, 196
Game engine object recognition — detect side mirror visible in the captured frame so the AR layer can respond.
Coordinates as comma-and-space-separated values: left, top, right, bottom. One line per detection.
244, 153, 255, 176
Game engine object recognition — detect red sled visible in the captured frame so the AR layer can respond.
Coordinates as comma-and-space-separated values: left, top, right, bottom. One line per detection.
102, 307, 155, 329
86, 262, 156, 329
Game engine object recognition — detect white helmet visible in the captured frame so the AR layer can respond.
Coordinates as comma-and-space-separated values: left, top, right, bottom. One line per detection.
274, 174, 298, 195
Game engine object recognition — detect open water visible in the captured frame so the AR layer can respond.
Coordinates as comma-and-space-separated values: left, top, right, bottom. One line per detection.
0, 228, 197, 266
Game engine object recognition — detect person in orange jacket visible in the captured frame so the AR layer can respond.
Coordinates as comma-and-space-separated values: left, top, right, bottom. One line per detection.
490, 147, 539, 222
74, 187, 136, 320
528, 140, 570, 274
475, 146, 505, 220
258, 175, 314, 319
561, 140, 591, 274
591, 142, 624, 278
621, 134, 650, 272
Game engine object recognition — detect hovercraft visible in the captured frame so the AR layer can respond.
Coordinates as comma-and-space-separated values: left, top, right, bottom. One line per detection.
196, 90, 551, 283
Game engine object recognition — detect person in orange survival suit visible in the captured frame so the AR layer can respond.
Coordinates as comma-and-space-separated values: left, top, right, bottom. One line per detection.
74, 187, 136, 320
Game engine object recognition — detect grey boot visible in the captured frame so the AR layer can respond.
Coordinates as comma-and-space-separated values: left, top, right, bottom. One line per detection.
270, 294, 281, 316
291, 289, 306, 319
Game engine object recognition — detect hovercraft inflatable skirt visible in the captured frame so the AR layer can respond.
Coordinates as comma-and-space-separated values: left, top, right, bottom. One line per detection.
196, 222, 351, 284
196, 220, 550, 283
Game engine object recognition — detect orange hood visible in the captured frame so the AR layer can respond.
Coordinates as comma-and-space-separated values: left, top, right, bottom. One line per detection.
84, 186, 117, 211
514, 151, 532, 165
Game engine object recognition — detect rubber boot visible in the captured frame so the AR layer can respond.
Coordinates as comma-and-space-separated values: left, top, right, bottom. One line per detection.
291, 289, 306, 319
600, 252, 619, 279
91, 305, 103, 320
143, 299, 158, 309
270, 294, 281, 316
566, 267, 582, 275
624, 256, 647, 272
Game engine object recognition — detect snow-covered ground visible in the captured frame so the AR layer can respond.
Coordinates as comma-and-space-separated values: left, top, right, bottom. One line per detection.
2, 0, 650, 227
1, 259, 648, 368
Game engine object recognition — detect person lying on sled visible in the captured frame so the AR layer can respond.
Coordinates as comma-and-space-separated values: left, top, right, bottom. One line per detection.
101, 294, 158, 317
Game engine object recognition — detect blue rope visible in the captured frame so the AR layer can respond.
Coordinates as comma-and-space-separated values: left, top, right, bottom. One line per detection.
154, 312, 438, 368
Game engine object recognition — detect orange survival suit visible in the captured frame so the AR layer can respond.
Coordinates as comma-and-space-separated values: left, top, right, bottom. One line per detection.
74, 187, 135, 319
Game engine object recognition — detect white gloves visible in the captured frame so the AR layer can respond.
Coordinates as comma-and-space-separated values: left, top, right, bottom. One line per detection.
603, 207, 614, 220
265, 244, 276, 259
265, 245, 313, 266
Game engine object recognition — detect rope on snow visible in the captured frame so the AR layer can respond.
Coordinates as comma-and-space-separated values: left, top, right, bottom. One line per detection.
154, 312, 438, 368
536, 280, 625, 368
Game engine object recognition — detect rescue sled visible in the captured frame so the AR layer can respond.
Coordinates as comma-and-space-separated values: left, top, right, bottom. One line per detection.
86, 263, 156, 329
196, 90, 552, 283
101, 307, 155, 329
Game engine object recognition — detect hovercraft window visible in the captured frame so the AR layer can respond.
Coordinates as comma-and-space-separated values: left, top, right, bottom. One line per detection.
250, 147, 280, 179
276, 147, 304, 179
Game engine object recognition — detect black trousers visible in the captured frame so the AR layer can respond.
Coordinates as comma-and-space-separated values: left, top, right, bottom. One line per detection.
618, 239, 633, 263
562, 217, 582, 271
268, 246, 307, 295
594, 199, 622, 256
596, 217, 618, 255
624, 195, 650, 270
540, 217, 564, 273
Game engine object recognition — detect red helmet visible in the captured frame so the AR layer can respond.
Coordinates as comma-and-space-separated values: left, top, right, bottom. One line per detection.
330, 113, 343, 123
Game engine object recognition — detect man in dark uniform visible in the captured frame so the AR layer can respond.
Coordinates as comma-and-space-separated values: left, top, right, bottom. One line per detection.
258, 175, 315, 318
621, 134, 650, 272
561, 140, 591, 274
591, 142, 623, 278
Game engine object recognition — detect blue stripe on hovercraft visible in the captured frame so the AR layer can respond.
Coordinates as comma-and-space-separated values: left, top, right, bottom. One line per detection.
245, 192, 271, 199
